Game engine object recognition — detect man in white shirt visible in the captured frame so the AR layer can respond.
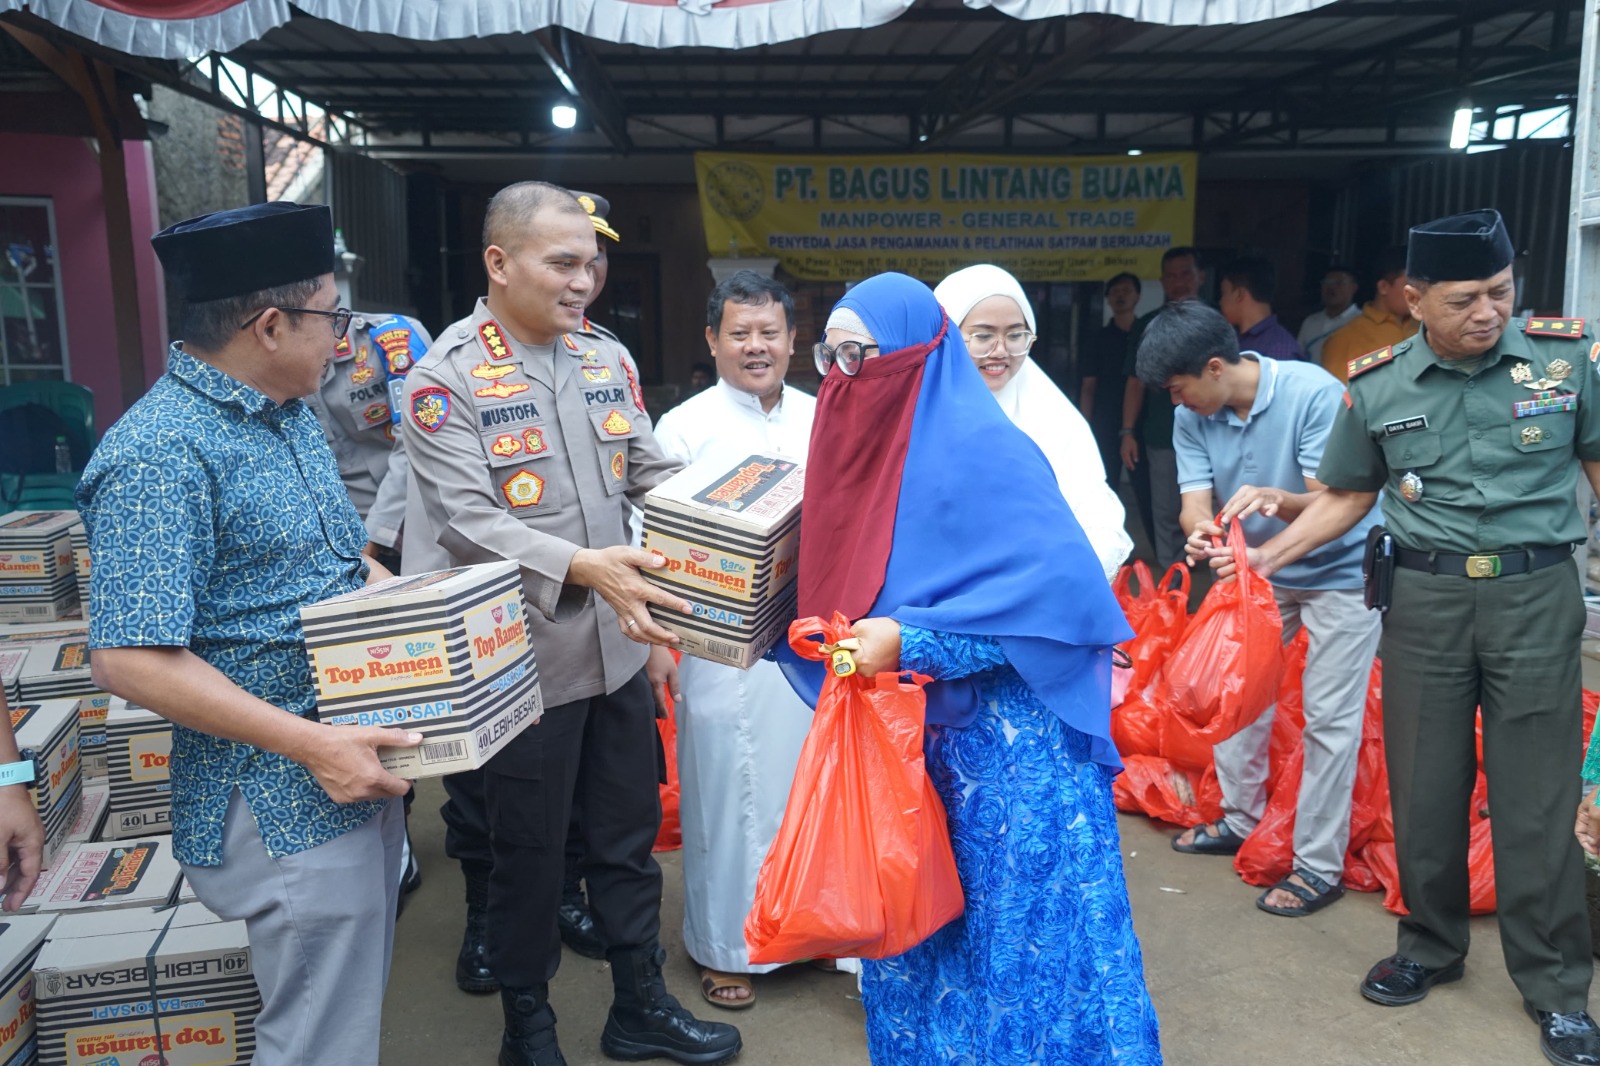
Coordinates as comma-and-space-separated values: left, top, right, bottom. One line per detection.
1296, 266, 1361, 364
652, 270, 816, 1011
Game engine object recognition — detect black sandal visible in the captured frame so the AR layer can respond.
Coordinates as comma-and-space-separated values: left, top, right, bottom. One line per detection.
1256, 868, 1345, 917
1170, 819, 1244, 856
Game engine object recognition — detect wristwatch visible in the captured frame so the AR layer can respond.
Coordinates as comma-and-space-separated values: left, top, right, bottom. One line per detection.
1118, 428, 1136, 437
0, 752, 38, 788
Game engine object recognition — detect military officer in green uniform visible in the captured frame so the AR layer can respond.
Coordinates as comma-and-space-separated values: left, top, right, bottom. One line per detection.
1206, 209, 1600, 1066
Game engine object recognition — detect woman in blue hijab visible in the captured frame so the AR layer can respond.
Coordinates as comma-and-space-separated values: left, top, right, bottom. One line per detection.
798, 273, 1162, 1065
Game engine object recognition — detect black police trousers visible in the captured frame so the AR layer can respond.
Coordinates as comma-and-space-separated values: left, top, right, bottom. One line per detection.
465, 668, 665, 988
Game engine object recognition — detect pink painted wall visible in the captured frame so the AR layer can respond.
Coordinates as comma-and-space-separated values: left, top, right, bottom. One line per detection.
0, 133, 167, 435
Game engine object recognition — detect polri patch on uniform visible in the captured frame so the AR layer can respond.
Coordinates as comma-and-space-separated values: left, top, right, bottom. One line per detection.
475, 380, 531, 399
480, 320, 513, 361
490, 434, 522, 458
351, 364, 376, 386
1525, 317, 1585, 338
583, 366, 614, 384
601, 410, 633, 436
411, 387, 451, 432
610, 451, 626, 480
1347, 346, 1394, 379
523, 427, 547, 454
502, 469, 546, 508
1381, 415, 1429, 438
362, 402, 389, 427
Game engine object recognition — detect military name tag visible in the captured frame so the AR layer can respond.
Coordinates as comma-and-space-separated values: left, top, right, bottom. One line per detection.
1381, 416, 1429, 438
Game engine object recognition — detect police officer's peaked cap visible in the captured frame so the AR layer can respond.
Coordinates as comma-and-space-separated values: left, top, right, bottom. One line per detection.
152, 202, 335, 302
567, 190, 620, 242
1406, 208, 1515, 283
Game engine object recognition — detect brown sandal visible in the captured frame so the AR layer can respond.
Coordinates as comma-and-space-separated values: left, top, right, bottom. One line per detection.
699, 968, 756, 1010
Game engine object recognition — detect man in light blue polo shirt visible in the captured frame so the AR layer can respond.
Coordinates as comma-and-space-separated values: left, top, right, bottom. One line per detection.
1136, 300, 1382, 917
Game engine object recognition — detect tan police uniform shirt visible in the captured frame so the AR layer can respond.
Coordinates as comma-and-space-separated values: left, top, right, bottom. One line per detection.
303, 312, 432, 546
401, 299, 680, 706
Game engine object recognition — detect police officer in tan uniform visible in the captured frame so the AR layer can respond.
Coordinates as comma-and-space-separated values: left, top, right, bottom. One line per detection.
303, 311, 431, 569
401, 182, 739, 1066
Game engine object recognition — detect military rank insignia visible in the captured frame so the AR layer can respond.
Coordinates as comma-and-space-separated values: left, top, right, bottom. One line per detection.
480, 320, 513, 361
562, 334, 581, 352
475, 380, 530, 399
1525, 317, 1585, 338
471, 362, 517, 380
624, 359, 647, 414
1347, 346, 1395, 379
411, 387, 451, 432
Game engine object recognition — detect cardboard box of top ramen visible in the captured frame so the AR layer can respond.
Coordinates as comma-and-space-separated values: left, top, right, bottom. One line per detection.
0, 913, 57, 1066
0, 512, 79, 625
102, 702, 172, 840
9, 700, 82, 871
65, 782, 106, 846
24, 837, 181, 916
641, 455, 804, 669
67, 523, 89, 624
33, 901, 260, 1066
300, 561, 543, 778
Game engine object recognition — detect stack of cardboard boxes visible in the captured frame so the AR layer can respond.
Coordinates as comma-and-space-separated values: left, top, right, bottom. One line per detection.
301, 561, 543, 777
0, 512, 78, 625
641, 454, 805, 668
33, 903, 260, 1066
10, 699, 83, 869
102, 701, 172, 840
67, 524, 89, 622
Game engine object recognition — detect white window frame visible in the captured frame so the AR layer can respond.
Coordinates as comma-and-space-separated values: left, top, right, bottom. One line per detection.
0, 195, 71, 384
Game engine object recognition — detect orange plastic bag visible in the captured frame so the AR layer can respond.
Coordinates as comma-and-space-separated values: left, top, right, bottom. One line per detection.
744, 614, 964, 964
653, 673, 681, 852
1164, 518, 1283, 744
1112, 754, 1223, 827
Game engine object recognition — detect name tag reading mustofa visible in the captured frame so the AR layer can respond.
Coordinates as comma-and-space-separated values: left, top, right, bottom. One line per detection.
1381, 416, 1429, 438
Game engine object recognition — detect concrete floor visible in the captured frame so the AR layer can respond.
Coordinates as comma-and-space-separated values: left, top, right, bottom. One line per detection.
380, 787, 1594, 1066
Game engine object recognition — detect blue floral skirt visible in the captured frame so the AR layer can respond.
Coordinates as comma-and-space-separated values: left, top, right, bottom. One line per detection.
860, 668, 1163, 1065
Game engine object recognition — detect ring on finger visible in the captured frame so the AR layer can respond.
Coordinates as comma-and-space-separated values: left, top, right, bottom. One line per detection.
625, 619, 638, 630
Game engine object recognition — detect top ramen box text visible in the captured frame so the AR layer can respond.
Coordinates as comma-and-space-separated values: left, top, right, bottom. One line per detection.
300, 561, 542, 778
641, 455, 803, 669
33, 902, 260, 1066
0, 512, 79, 625
0, 913, 57, 1066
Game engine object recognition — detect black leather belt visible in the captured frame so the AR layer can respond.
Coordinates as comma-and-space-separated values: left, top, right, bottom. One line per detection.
1393, 544, 1573, 579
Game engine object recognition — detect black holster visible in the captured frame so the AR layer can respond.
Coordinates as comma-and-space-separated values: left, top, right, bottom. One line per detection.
1363, 525, 1395, 613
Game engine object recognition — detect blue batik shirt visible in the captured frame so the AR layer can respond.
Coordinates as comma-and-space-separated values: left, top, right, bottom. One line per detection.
76, 344, 385, 866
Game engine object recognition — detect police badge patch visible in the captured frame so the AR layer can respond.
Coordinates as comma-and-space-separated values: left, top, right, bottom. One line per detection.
411, 387, 451, 432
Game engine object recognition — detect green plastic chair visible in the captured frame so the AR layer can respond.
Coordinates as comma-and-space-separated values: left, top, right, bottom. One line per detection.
0, 381, 95, 512
0, 380, 96, 460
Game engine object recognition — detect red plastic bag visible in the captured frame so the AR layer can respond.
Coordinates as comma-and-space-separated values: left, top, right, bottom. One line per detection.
1163, 518, 1283, 744
744, 614, 964, 964
1263, 630, 1309, 796
1112, 754, 1223, 827
1234, 739, 1302, 887
1123, 563, 1191, 692
653, 663, 682, 852
1113, 561, 1157, 633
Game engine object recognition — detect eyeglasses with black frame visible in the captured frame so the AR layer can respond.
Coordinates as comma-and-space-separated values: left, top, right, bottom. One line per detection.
238, 305, 354, 341
813, 339, 879, 377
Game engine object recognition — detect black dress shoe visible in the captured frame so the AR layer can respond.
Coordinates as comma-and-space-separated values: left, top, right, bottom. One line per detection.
1525, 1005, 1600, 1066
1359, 954, 1465, 1006
558, 893, 606, 960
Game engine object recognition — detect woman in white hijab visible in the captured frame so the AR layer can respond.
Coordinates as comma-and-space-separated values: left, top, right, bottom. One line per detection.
935, 264, 1132, 583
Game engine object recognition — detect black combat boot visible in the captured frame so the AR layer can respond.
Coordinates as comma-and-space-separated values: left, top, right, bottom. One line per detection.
499, 984, 567, 1066
600, 942, 742, 1064
455, 863, 498, 994
558, 877, 606, 960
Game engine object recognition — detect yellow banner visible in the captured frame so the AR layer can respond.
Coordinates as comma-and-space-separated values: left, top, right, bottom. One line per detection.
695, 151, 1197, 283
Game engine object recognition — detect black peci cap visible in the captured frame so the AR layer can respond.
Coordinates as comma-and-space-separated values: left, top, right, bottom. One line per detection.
1406, 208, 1515, 283
152, 202, 335, 302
